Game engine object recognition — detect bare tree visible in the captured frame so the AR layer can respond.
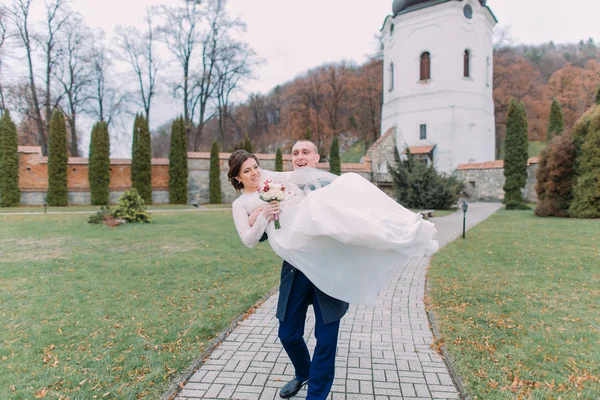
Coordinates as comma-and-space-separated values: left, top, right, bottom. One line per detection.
8, 0, 47, 154
215, 40, 259, 143
0, 6, 8, 113
301, 70, 326, 151
38, 0, 68, 139
357, 59, 383, 146
322, 63, 351, 134
87, 30, 127, 126
158, 0, 206, 126
54, 13, 92, 156
115, 8, 159, 123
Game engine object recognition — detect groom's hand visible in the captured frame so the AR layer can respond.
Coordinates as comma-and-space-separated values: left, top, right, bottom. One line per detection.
248, 207, 264, 227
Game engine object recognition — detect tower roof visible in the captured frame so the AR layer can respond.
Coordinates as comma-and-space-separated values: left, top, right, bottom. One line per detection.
392, 0, 496, 22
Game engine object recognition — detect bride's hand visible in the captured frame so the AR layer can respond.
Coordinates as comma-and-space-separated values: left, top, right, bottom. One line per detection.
261, 201, 280, 221
248, 207, 263, 227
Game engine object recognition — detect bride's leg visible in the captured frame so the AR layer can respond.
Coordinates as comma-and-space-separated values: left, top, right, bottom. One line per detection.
278, 270, 312, 382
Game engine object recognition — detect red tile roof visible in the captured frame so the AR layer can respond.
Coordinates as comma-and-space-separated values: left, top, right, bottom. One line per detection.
408, 145, 435, 155
457, 157, 541, 171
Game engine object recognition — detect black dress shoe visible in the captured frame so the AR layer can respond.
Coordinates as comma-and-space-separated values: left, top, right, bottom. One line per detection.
279, 378, 308, 398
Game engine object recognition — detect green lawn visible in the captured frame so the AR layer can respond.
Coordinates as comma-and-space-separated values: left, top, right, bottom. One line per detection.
428, 209, 600, 399
0, 204, 231, 214
0, 212, 280, 399
528, 141, 547, 158
341, 140, 366, 163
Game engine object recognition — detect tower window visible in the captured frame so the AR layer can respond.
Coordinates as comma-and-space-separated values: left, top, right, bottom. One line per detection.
420, 124, 427, 140
420, 52, 431, 81
390, 23, 394, 35
464, 50, 470, 78
389, 62, 394, 91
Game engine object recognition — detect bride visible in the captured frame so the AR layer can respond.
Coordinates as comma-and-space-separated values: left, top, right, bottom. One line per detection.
228, 149, 438, 306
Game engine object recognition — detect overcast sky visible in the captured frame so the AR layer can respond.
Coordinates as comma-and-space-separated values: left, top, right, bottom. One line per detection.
71, 0, 600, 99
21, 0, 600, 155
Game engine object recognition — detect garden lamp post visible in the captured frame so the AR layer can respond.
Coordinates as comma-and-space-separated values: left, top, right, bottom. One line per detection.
462, 200, 469, 238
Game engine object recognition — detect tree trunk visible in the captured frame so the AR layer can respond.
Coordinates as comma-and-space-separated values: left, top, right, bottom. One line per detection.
27, 51, 47, 155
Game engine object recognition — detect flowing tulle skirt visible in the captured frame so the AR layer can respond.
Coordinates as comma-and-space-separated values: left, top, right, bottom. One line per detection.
265, 173, 438, 306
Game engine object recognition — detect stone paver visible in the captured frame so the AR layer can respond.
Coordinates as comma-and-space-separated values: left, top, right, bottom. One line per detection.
175, 203, 502, 399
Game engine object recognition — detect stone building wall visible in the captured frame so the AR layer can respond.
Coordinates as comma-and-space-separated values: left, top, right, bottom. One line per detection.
456, 160, 539, 203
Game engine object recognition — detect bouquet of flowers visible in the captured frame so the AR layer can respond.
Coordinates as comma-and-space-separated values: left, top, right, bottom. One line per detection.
258, 180, 285, 229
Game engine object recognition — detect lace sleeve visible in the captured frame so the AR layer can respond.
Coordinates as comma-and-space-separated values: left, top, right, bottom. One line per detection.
232, 200, 269, 248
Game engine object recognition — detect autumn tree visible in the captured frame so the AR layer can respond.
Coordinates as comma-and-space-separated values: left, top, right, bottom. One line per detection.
0, 111, 20, 206
47, 109, 68, 206
547, 98, 564, 141
168, 117, 188, 204
503, 100, 529, 204
88, 121, 110, 205
329, 136, 341, 175
534, 135, 575, 217
209, 139, 221, 204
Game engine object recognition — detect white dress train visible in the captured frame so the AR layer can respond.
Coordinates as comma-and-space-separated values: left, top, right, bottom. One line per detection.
231, 169, 438, 306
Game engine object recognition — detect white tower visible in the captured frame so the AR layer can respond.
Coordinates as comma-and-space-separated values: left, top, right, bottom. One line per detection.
380, 0, 497, 174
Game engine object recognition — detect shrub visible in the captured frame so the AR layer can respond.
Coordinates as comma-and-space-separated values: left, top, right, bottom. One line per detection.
505, 201, 531, 210
209, 140, 222, 204
389, 146, 461, 210
168, 117, 188, 204
89, 121, 111, 205
112, 189, 152, 223
534, 135, 576, 217
0, 111, 20, 207
87, 206, 112, 225
329, 136, 341, 175
503, 99, 529, 203
569, 129, 600, 219
275, 148, 283, 172
47, 109, 68, 206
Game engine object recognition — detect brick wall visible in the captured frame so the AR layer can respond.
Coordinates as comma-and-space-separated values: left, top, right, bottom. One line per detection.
16, 147, 371, 205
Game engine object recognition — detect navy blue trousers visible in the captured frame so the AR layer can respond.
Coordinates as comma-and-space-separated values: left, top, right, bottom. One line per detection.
278, 270, 340, 400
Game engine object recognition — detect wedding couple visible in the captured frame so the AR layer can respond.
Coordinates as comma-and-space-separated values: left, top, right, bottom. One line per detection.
228, 139, 438, 400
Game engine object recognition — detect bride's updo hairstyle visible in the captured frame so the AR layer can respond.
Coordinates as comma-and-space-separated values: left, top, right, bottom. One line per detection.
228, 150, 259, 191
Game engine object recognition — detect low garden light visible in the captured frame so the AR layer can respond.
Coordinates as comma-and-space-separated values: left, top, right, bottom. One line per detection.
462, 200, 469, 238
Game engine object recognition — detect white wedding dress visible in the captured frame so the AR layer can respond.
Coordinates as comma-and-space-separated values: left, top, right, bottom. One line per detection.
231, 169, 439, 306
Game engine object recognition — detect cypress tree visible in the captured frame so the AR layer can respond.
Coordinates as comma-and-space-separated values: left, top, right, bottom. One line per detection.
89, 121, 111, 205
275, 148, 283, 172
243, 133, 254, 153
169, 117, 188, 204
305, 126, 312, 140
596, 85, 600, 105
209, 139, 222, 204
329, 136, 341, 175
47, 109, 68, 206
547, 98, 564, 141
502, 99, 529, 204
0, 111, 20, 206
131, 114, 152, 204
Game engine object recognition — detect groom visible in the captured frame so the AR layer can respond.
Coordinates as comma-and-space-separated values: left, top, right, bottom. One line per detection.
250, 139, 348, 400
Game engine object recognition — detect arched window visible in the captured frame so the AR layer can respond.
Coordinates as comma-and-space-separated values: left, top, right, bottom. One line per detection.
464, 50, 470, 78
389, 62, 394, 91
420, 52, 431, 81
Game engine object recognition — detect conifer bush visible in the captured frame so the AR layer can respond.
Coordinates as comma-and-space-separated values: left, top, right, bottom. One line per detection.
89, 121, 111, 205
275, 148, 283, 172
168, 117, 188, 204
209, 140, 222, 204
0, 111, 20, 207
547, 98, 564, 141
503, 99, 529, 205
329, 136, 341, 175
47, 109, 69, 206
131, 114, 152, 204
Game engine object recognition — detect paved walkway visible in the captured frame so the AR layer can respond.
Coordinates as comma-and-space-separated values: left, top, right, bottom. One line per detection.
174, 203, 502, 400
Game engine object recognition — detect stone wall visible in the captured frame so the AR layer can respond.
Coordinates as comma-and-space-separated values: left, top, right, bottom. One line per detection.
456, 160, 539, 203
15, 147, 370, 206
